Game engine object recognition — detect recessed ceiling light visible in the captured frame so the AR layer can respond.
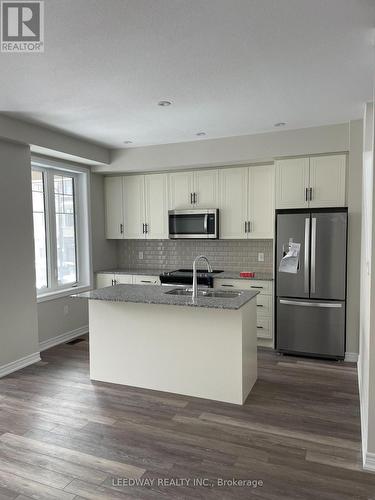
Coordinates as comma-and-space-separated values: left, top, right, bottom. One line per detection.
158, 100, 172, 107
123, 140, 133, 144
274, 122, 286, 127
196, 131, 206, 136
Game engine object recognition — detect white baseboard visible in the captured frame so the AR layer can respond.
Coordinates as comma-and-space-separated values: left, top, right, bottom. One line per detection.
345, 352, 358, 362
363, 452, 375, 472
0, 352, 41, 378
39, 325, 89, 352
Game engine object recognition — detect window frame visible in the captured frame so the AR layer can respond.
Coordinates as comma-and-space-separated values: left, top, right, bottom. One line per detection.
31, 157, 92, 302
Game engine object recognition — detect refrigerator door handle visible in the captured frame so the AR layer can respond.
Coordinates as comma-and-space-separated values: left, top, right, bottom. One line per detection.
304, 217, 310, 294
311, 217, 317, 294
280, 299, 342, 308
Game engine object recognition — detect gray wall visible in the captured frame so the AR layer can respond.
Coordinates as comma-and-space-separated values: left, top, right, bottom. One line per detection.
91, 174, 117, 272
37, 173, 117, 344
0, 113, 109, 165
37, 297, 89, 344
98, 122, 349, 173
0, 139, 39, 365
117, 239, 273, 274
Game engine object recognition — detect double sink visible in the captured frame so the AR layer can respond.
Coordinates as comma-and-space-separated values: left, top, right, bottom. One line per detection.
165, 288, 242, 299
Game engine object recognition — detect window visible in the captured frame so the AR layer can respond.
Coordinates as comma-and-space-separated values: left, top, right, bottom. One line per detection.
32, 170, 48, 289
31, 159, 91, 299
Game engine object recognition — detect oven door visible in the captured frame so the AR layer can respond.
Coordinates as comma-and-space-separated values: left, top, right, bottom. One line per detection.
168, 209, 218, 239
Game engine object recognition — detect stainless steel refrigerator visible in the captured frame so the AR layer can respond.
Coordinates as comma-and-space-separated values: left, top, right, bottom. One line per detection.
276, 209, 347, 360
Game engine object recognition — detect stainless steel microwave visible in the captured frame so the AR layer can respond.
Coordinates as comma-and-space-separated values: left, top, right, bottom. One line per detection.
168, 209, 219, 239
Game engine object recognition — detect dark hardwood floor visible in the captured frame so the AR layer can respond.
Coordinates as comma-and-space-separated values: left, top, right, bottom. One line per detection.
0, 336, 372, 500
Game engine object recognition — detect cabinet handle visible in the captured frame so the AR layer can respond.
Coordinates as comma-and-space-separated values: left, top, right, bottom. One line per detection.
111, 279, 114, 286
145, 223, 149, 234
190, 193, 193, 204
305, 187, 308, 202
309, 187, 313, 201
120, 223, 124, 234
221, 284, 234, 287
244, 221, 247, 233
257, 304, 264, 307
251, 286, 263, 289
142, 223, 145, 234
194, 192, 197, 204
141, 280, 152, 283
257, 326, 264, 329
248, 221, 251, 233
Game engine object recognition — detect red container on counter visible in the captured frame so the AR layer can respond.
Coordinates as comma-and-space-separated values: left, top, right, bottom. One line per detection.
240, 272, 255, 278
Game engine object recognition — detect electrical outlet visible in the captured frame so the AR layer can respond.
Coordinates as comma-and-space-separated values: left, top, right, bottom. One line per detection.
138, 251, 144, 260
258, 252, 264, 262
63, 305, 69, 316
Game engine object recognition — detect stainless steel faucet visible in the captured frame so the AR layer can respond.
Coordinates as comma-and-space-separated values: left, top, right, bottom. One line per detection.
192, 255, 213, 298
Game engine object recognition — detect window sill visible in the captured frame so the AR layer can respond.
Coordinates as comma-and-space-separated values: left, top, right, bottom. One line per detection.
37, 285, 91, 303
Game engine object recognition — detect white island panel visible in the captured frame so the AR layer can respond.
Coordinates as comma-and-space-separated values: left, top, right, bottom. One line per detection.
89, 299, 257, 405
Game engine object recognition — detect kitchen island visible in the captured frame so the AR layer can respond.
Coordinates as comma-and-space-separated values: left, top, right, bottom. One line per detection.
74, 284, 259, 404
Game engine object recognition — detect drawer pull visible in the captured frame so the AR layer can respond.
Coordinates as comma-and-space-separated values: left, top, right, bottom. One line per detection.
257, 304, 264, 307
251, 286, 264, 289
257, 326, 264, 329
221, 284, 234, 287
141, 280, 152, 283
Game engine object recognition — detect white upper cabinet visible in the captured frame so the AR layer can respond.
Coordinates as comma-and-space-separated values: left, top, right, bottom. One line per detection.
276, 154, 347, 209
193, 170, 219, 208
248, 165, 275, 239
309, 155, 346, 208
144, 173, 168, 239
275, 158, 310, 209
168, 171, 195, 209
104, 177, 124, 239
123, 175, 145, 239
219, 165, 275, 239
219, 167, 248, 239
168, 169, 218, 209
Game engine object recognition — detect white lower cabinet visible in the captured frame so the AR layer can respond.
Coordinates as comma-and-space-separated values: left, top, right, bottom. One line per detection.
96, 273, 115, 288
213, 279, 274, 342
114, 274, 133, 284
133, 275, 161, 285
96, 273, 160, 288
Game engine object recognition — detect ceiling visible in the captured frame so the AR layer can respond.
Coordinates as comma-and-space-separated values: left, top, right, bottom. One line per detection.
1, 0, 374, 149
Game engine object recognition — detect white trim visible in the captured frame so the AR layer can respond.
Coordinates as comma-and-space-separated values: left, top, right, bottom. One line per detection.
39, 325, 89, 352
345, 352, 359, 362
37, 285, 91, 303
363, 452, 375, 472
358, 354, 369, 469
0, 352, 41, 378
31, 159, 92, 298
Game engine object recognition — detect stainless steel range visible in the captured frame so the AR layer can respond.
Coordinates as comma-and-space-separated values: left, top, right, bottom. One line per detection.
160, 268, 223, 288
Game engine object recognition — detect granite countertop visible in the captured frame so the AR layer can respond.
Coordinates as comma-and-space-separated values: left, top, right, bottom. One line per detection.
74, 284, 259, 311
97, 268, 274, 281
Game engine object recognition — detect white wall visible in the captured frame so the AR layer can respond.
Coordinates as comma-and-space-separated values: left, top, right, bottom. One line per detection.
359, 102, 375, 468
0, 139, 40, 369
97, 122, 349, 173
347, 120, 364, 357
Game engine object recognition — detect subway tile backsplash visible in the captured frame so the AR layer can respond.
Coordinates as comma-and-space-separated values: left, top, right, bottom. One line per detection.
117, 239, 274, 273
